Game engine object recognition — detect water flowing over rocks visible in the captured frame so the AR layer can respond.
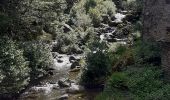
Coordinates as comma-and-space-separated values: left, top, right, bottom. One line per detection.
18, 3, 134, 98
114, 13, 126, 23
66, 84, 85, 94
19, 52, 84, 100
58, 78, 71, 88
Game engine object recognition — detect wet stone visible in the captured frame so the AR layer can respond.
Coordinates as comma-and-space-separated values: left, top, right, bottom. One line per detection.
58, 94, 69, 100
58, 79, 71, 88
52, 52, 59, 58
57, 59, 64, 63
70, 61, 80, 69
66, 84, 85, 94
69, 56, 76, 63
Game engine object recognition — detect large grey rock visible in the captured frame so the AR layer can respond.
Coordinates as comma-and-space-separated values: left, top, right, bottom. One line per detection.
57, 59, 64, 63
58, 79, 70, 88
69, 56, 76, 63
70, 67, 81, 72
58, 94, 69, 100
70, 61, 80, 69
52, 52, 59, 58
66, 84, 84, 94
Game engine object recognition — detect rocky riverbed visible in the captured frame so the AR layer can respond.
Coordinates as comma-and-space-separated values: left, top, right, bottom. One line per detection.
19, 52, 103, 100
18, 11, 134, 100
19, 53, 80, 99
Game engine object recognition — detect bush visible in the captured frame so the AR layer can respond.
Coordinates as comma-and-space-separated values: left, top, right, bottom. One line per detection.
107, 72, 128, 89
126, 66, 163, 100
95, 92, 115, 100
73, 13, 92, 29
85, 0, 97, 12
98, 66, 170, 100
133, 40, 161, 66
0, 38, 30, 95
88, 0, 116, 26
54, 31, 83, 54
101, 0, 117, 16
81, 41, 113, 87
89, 8, 102, 27
20, 41, 53, 80
95, 39, 169, 100
0, 13, 12, 33
112, 0, 125, 9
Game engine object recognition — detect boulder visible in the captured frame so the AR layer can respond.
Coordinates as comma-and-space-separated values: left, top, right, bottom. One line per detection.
101, 14, 111, 24
48, 71, 54, 75
58, 94, 69, 100
70, 67, 81, 72
58, 79, 71, 88
107, 38, 117, 42
51, 83, 59, 89
69, 56, 76, 63
66, 84, 84, 94
70, 61, 80, 69
52, 52, 58, 58
57, 59, 64, 63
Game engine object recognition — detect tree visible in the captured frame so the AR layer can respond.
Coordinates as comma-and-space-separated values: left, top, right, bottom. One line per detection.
0, 38, 30, 96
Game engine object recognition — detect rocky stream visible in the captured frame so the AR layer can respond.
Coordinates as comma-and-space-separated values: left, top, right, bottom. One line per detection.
18, 11, 133, 100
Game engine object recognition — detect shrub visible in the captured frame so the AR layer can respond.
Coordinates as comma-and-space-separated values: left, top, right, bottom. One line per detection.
133, 40, 161, 66
0, 38, 30, 95
88, 0, 116, 26
0, 13, 12, 33
88, 8, 102, 27
73, 13, 92, 29
126, 66, 163, 100
85, 0, 97, 12
107, 72, 128, 89
95, 92, 115, 100
112, 0, 125, 9
20, 41, 53, 80
81, 41, 113, 87
97, 65, 169, 100
95, 39, 166, 100
101, 0, 117, 16
54, 31, 82, 54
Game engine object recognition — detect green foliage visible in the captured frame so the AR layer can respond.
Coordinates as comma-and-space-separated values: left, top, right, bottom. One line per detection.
0, 13, 12, 33
20, 41, 53, 80
89, 8, 101, 26
95, 92, 115, 100
77, 0, 117, 27
0, 38, 30, 95
101, 0, 117, 16
112, 0, 125, 9
112, 0, 143, 12
74, 13, 92, 29
107, 72, 127, 89
85, 0, 97, 12
97, 66, 170, 100
126, 0, 143, 13
88, 0, 116, 26
0, 39, 54, 96
55, 31, 82, 54
106, 72, 128, 90
133, 40, 161, 65
81, 41, 113, 87
115, 46, 127, 55
96, 39, 170, 100
125, 66, 164, 100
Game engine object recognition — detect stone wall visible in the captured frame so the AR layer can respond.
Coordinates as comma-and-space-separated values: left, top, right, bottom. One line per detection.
143, 0, 170, 42
143, 0, 170, 81
161, 43, 170, 82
